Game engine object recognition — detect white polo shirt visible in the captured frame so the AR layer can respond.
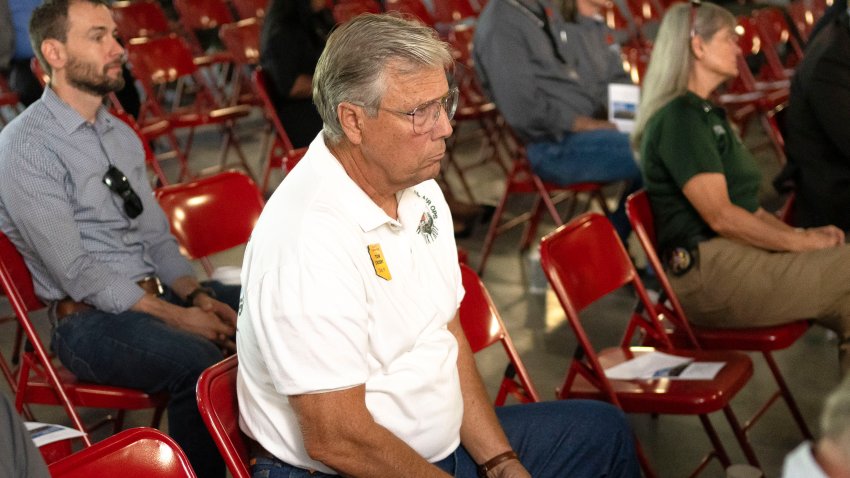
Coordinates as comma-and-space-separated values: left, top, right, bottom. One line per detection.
236, 134, 465, 474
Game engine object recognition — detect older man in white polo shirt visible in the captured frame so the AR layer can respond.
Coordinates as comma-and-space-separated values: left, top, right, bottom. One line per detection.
236, 13, 640, 478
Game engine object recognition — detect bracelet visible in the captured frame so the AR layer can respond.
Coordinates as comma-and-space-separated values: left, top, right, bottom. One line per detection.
186, 286, 216, 304
477, 450, 519, 478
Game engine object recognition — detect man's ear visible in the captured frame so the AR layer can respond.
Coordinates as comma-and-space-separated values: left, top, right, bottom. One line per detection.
40, 39, 67, 72
338, 102, 365, 145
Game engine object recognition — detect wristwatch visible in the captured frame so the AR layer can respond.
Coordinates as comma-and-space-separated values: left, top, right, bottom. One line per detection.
186, 286, 216, 304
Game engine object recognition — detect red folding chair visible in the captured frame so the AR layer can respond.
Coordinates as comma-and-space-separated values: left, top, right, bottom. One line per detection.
384, 0, 436, 26
219, 18, 263, 106
48, 427, 196, 478
476, 126, 611, 276
232, 0, 270, 19
625, 190, 813, 441
0, 233, 167, 447
196, 355, 250, 478
112, 0, 175, 42
752, 7, 804, 75
173, 0, 236, 48
127, 35, 255, 180
252, 68, 308, 192
787, 0, 826, 42
155, 170, 265, 277
539, 213, 760, 478
459, 264, 540, 405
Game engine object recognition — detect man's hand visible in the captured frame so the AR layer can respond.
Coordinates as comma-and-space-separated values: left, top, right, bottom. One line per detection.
795, 226, 845, 251
191, 294, 237, 351
175, 306, 236, 342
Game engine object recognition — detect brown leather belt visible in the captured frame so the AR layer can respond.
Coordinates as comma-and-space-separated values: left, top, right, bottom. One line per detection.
53, 277, 164, 321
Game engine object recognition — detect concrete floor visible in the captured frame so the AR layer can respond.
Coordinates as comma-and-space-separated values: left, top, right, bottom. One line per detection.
0, 109, 842, 478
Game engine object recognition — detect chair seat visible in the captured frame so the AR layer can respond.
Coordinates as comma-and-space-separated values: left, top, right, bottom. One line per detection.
22, 363, 168, 410
564, 347, 753, 415
0, 91, 20, 106
692, 320, 810, 352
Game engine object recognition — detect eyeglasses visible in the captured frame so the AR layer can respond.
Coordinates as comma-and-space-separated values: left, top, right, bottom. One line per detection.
103, 165, 144, 218
689, 0, 702, 39
377, 87, 459, 135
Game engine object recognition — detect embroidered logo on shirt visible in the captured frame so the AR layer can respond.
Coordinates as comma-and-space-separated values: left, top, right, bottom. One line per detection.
414, 190, 439, 244
368, 244, 392, 281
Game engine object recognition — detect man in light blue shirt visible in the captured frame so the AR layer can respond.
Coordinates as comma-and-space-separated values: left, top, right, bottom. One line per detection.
0, 1, 238, 476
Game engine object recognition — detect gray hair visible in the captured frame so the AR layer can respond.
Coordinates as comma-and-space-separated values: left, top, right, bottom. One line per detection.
631, 2, 735, 147
312, 13, 453, 144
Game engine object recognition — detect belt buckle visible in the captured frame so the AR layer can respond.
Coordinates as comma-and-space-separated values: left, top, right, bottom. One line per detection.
667, 247, 695, 276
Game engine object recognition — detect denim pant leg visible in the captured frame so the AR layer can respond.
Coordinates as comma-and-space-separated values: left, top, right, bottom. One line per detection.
527, 130, 643, 240
442, 400, 641, 478
51, 309, 225, 478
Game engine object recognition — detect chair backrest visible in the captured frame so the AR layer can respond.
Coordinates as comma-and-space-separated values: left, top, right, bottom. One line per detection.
112, 0, 173, 42
232, 0, 270, 19
384, 0, 435, 25
253, 68, 304, 172
624, 191, 701, 347
48, 427, 197, 478
0, 232, 94, 442
458, 264, 540, 405
196, 355, 250, 478
219, 18, 261, 66
155, 170, 264, 275
173, 0, 235, 31
127, 35, 199, 87
539, 213, 670, 349
752, 7, 804, 68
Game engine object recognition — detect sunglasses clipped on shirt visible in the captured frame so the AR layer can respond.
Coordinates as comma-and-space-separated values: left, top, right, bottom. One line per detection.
103, 165, 144, 218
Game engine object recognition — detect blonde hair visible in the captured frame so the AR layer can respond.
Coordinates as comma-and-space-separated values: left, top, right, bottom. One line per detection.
631, 2, 735, 146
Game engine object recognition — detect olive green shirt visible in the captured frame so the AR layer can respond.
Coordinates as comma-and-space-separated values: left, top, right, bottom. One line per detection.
641, 92, 761, 252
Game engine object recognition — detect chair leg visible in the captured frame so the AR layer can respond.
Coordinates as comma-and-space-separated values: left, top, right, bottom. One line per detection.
698, 413, 731, 469
763, 351, 812, 440
722, 405, 762, 469
477, 177, 513, 276
150, 405, 166, 429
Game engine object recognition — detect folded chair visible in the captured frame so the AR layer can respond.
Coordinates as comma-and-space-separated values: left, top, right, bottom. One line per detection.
48, 427, 196, 478
625, 190, 812, 440
253, 68, 308, 192
155, 170, 265, 277
196, 355, 250, 478
459, 264, 540, 405
539, 213, 761, 478
0, 233, 167, 447
218, 18, 263, 107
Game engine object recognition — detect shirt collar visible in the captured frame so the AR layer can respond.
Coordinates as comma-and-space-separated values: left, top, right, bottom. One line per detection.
42, 87, 115, 136
309, 134, 406, 233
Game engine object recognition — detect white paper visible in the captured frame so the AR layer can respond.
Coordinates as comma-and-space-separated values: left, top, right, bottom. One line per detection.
604, 351, 692, 380
676, 362, 726, 380
25, 421, 86, 447
608, 83, 641, 133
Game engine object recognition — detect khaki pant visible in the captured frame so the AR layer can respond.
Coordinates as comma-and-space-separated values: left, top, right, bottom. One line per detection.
669, 238, 850, 367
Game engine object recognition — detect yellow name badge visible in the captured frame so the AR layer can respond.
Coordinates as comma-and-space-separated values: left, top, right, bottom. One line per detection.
368, 243, 392, 281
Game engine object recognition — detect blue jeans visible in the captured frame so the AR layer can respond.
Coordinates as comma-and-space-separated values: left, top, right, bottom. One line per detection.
51, 280, 240, 478
251, 400, 640, 477
527, 129, 643, 240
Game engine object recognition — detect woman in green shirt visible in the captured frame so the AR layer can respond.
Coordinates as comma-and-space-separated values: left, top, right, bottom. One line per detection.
632, 1, 850, 371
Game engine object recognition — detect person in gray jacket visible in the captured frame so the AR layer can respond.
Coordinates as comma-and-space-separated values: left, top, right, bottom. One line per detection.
474, 0, 642, 239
